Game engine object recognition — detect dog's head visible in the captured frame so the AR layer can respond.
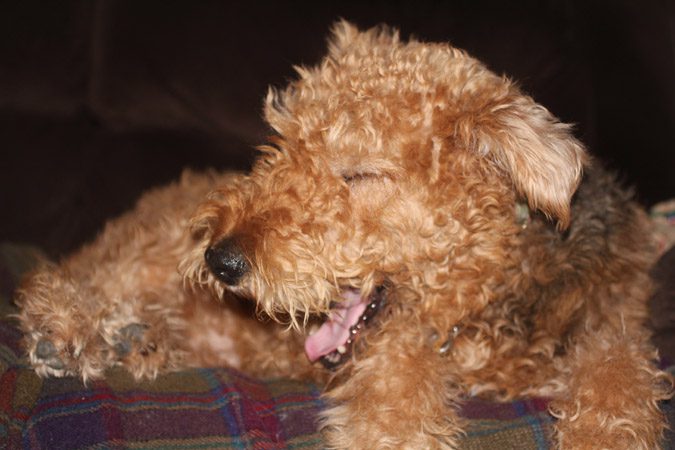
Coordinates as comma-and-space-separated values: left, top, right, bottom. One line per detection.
181, 21, 587, 368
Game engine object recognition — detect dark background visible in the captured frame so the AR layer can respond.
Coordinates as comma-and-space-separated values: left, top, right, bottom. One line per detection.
1, 0, 674, 259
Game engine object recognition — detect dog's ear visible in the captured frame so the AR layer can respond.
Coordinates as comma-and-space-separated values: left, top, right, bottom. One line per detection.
460, 94, 588, 229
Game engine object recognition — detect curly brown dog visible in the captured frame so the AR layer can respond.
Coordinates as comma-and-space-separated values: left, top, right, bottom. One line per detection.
17, 22, 672, 449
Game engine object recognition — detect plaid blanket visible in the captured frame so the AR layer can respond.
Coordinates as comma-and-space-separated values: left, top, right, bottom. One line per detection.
0, 243, 670, 449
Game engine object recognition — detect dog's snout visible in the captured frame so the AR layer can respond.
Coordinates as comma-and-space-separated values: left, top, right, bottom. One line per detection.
204, 239, 249, 285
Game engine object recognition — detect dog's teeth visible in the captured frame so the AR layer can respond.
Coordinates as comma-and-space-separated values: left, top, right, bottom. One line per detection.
309, 325, 319, 335
337, 345, 347, 354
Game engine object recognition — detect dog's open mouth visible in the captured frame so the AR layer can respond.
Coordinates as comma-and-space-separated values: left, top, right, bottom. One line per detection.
304, 286, 386, 370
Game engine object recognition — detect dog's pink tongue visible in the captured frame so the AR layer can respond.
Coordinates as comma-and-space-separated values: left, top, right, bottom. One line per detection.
305, 290, 367, 362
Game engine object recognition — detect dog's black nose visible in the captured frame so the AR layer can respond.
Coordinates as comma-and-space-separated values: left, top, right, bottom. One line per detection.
204, 239, 249, 285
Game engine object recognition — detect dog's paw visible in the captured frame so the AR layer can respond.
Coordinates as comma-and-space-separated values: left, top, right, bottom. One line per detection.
106, 321, 179, 379
16, 267, 110, 379
25, 329, 105, 380
33, 338, 67, 371
113, 323, 157, 357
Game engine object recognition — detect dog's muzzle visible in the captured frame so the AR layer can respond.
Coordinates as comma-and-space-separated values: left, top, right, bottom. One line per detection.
204, 238, 249, 285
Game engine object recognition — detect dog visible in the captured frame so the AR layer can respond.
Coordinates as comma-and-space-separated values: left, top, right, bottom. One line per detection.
17, 21, 672, 449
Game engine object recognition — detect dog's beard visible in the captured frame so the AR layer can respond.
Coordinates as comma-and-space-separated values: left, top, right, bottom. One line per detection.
186, 241, 388, 370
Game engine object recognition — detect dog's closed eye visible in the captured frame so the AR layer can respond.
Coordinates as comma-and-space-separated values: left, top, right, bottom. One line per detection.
342, 172, 380, 184
337, 161, 400, 193
341, 171, 397, 205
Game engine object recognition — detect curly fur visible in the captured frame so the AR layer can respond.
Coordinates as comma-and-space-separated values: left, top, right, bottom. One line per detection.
16, 21, 672, 448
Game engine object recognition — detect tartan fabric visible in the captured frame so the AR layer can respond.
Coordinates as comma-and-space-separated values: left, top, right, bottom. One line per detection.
460, 399, 553, 450
4, 367, 325, 450
0, 243, 670, 449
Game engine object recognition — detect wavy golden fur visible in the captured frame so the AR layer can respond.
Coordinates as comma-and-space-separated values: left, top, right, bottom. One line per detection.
17, 21, 671, 448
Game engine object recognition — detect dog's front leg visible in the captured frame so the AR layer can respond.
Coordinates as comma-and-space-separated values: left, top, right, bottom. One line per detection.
319, 328, 463, 449
550, 324, 672, 449
15, 175, 214, 381
16, 219, 190, 382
